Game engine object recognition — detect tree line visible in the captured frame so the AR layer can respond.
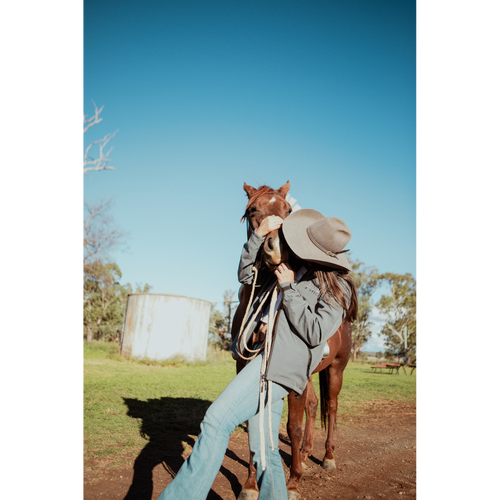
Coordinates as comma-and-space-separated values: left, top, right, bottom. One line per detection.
83, 103, 151, 342
83, 199, 152, 342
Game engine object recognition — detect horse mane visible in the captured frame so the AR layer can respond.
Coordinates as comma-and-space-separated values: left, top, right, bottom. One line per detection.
240, 185, 285, 222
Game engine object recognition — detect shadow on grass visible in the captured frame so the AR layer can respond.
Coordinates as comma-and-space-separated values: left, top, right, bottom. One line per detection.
122, 397, 244, 500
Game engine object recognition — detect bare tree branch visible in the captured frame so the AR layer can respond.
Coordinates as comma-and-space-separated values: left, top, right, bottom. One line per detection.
83, 100, 104, 133
83, 101, 118, 176
84, 131, 118, 175
84, 199, 127, 264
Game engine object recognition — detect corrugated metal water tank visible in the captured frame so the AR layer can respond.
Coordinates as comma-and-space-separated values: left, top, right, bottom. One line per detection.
121, 293, 212, 362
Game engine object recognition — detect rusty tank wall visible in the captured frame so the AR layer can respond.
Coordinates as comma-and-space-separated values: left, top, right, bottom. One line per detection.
121, 293, 212, 362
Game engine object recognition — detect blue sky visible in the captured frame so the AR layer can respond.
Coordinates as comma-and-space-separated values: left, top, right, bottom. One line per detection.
84, 0, 416, 349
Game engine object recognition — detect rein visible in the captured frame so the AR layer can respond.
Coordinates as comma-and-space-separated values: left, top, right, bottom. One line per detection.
236, 265, 271, 361
235, 264, 280, 471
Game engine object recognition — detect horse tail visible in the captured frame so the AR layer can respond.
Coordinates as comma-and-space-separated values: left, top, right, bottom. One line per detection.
319, 369, 329, 430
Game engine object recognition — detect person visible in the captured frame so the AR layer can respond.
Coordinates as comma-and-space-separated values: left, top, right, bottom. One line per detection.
156, 209, 358, 500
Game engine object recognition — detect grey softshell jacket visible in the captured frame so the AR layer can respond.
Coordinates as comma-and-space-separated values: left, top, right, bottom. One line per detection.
232, 230, 349, 395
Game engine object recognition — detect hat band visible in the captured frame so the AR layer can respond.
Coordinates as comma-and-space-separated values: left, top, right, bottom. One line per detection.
306, 226, 349, 260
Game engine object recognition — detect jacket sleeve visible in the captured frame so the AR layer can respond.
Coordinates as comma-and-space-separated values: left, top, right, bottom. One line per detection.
279, 281, 348, 348
238, 230, 265, 285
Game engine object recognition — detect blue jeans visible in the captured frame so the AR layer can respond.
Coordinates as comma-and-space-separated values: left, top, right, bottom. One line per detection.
156, 353, 290, 500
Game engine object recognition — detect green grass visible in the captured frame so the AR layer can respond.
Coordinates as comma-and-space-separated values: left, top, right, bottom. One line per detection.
84, 343, 415, 465
84, 343, 237, 464
312, 361, 416, 423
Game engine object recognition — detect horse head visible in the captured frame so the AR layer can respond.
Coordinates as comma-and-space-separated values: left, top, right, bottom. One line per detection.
241, 181, 292, 269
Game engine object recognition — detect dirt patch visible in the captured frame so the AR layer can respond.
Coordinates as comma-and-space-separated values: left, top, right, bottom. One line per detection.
84, 399, 415, 499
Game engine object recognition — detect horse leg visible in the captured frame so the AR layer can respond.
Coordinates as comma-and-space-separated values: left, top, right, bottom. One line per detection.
233, 360, 259, 500
237, 454, 259, 500
299, 379, 317, 468
286, 391, 307, 500
322, 362, 346, 470
322, 322, 351, 470
232, 286, 260, 500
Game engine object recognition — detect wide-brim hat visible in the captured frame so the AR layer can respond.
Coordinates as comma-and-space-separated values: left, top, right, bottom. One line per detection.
282, 209, 352, 271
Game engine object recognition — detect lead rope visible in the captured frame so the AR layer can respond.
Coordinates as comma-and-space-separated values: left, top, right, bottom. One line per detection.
236, 266, 260, 359
237, 267, 275, 361
236, 266, 280, 471
258, 285, 279, 470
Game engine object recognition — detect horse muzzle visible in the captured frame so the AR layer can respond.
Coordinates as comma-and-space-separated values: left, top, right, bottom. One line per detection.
262, 230, 289, 268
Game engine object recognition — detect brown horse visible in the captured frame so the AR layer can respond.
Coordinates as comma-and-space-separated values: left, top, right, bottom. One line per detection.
231, 181, 352, 500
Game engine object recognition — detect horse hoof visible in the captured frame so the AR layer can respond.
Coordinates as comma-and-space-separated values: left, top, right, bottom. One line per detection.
287, 491, 301, 500
237, 489, 259, 500
322, 458, 336, 470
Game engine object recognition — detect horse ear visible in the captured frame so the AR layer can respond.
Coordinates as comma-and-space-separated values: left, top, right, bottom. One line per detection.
243, 182, 257, 198
277, 180, 290, 197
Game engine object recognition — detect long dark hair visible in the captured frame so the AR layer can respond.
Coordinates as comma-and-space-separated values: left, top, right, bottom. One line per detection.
312, 264, 358, 323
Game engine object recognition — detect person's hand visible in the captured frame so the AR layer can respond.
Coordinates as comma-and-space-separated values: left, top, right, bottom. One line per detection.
255, 215, 284, 238
275, 262, 295, 285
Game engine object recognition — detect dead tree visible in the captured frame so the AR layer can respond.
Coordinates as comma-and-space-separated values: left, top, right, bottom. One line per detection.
84, 101, 118, 176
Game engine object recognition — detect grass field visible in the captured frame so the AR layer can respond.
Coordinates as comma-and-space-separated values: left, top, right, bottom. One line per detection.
84, 342, 416, 466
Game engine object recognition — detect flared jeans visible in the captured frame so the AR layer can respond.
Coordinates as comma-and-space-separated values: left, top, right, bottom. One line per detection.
156, 353, 290, 500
